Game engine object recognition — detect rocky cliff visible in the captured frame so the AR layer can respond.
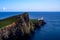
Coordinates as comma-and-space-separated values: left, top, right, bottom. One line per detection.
0, 12, 46, 40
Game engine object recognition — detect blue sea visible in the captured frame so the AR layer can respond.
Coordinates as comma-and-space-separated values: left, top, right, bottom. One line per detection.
0, 12, 60, 40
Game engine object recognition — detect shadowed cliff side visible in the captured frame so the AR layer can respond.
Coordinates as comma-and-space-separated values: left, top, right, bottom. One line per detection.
0, 12, 46, 40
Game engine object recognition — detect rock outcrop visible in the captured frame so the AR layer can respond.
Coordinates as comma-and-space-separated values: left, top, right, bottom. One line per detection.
0, 12, 46, 40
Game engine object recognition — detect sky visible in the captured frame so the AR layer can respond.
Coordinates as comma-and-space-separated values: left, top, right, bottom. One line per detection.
0, 0, 60, 12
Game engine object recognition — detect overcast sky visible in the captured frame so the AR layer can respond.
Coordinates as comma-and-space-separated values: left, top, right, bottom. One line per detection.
0, 0, 60, 12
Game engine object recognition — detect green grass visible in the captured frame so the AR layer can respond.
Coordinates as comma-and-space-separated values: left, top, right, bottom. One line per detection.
0, 17, 16, 28
0, 13, 28, 28
0, 18, 37, 28
30, 19, 38, 23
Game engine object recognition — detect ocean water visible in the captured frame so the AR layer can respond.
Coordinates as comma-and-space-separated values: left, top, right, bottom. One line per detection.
30, 12, 60, 40
0, 12, 60, 40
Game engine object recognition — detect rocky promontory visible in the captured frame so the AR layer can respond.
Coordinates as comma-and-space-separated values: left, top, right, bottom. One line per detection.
0, 12, 46, 40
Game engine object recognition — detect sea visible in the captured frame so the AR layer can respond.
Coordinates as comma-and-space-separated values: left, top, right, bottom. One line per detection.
0, 12, 60, 40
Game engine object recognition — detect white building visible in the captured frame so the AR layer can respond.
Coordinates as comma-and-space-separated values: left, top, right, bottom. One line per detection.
38, 17, 43, 20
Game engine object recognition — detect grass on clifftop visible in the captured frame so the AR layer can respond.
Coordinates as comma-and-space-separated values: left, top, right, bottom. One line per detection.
30, 19, 37, 23
0, 18, 37, 28
0, 17, 16, 28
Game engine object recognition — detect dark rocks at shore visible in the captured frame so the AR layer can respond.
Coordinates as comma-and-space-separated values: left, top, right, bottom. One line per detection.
0, 12, 46, 40
35, 20, 46, 27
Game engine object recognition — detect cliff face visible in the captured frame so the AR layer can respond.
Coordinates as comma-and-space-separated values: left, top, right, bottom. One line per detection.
0, 12, 46, 40
16, 13, 34, 34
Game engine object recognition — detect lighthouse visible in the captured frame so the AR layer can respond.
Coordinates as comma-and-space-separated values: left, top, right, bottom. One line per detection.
38, 17, 43, 20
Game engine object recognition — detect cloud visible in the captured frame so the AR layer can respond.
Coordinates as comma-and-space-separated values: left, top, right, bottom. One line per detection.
2, 7, 7, 11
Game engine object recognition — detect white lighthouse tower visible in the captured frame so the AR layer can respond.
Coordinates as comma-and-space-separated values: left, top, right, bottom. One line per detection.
38, 17, 43, 20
